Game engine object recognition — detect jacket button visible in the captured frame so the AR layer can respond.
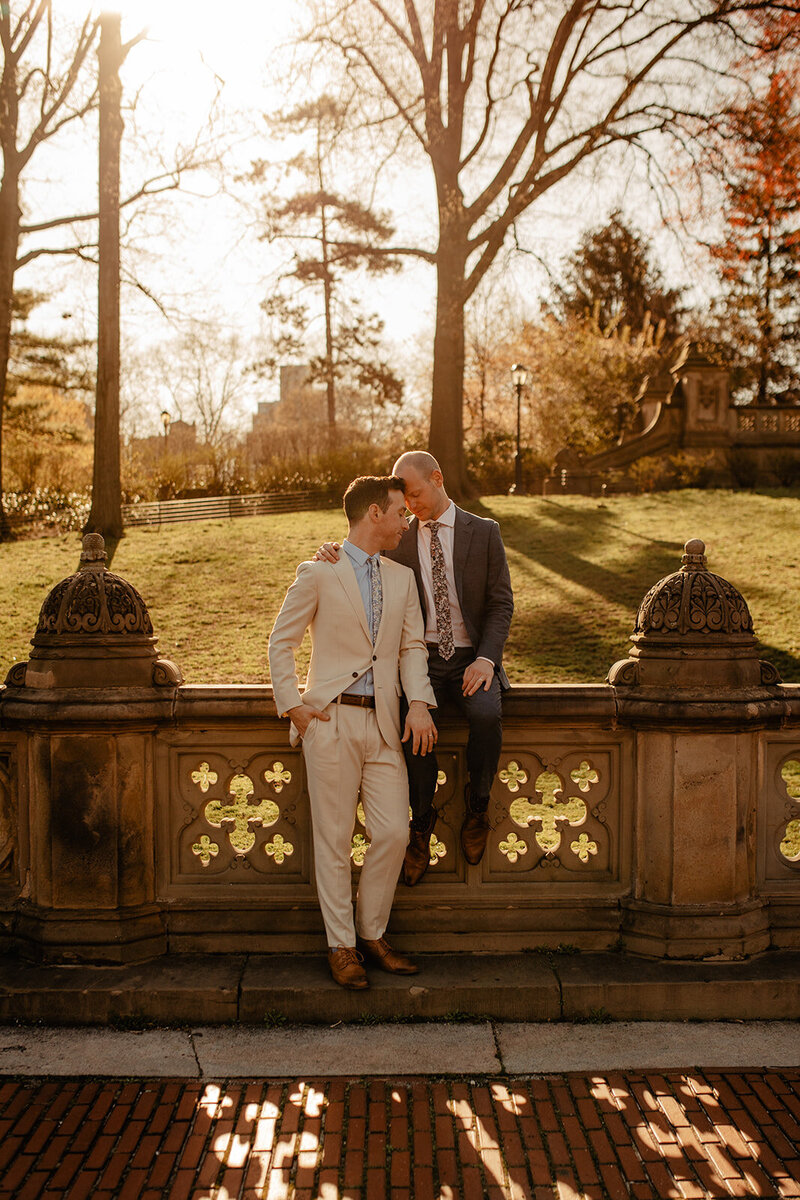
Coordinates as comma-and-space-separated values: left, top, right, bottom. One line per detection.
352, 672, 358, 678
372, 655, 377, 661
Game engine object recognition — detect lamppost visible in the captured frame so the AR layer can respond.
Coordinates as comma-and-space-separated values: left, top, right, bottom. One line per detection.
161, 409, 171, 454
510, 362, 528, 494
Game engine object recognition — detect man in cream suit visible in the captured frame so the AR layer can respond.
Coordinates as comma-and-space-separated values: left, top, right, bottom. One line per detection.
269, 476, 437, 989
315, 451, 514, 883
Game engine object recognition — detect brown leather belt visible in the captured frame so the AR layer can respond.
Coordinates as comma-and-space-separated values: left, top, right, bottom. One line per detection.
337, 693, 375, 709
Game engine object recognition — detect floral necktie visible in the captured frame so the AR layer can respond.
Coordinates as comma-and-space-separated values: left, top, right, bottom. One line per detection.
368, 554, 382, 644
427, 521, 454, 660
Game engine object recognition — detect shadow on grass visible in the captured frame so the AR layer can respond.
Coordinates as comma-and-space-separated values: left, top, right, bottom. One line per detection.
505, 603, 631, 683
496, 512, 681, 615
756, 643, 800, 683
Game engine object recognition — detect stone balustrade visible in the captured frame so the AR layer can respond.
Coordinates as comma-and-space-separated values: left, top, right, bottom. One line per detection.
735, 406, 800, 438
0, 534, 799, 965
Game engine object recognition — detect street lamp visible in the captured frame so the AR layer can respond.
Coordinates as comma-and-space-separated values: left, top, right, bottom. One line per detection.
510, 363, 529, 494
161, 409, 171, 454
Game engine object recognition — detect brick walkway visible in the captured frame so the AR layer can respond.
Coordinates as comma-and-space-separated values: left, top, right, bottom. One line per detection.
1, 1070, 799, 1199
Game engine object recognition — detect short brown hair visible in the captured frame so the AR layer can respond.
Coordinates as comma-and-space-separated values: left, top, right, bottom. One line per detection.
343, 475, 404, 524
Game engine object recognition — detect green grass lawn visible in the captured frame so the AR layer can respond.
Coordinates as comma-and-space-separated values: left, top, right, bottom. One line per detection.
1, 490, 798, 685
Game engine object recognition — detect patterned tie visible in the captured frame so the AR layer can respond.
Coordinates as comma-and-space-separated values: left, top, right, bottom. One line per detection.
427, 521, 454, 660
368, 554, 382, 644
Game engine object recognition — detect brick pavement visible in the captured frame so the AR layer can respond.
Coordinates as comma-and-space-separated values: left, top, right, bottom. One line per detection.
0, 1069, 799, 1198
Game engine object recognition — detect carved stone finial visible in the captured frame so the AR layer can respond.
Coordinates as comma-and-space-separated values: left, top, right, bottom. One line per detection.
681, 539, 706, 571
608, 534, 780, 691
79, 533, 108, 571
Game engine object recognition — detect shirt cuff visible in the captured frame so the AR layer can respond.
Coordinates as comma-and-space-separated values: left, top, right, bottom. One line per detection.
476, 656, 495, 669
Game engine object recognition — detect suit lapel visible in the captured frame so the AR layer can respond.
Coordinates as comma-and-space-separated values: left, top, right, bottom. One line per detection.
332, 557, 371, 642
399, 519, 426, 618
452, 506, 473, 606
373, 557, 395, 652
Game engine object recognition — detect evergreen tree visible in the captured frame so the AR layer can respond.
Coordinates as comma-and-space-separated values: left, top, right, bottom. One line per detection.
553, 212, 682, 337
252, 94, 402, 433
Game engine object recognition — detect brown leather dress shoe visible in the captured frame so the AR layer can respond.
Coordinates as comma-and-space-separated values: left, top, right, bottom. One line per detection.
460, 809, 491, 865
357, 936, 419, 975
327, 946, 369, 990
402, 808, 437, 886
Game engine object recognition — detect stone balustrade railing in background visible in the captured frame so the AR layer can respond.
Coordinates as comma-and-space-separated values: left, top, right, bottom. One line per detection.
0, 534, 798, 965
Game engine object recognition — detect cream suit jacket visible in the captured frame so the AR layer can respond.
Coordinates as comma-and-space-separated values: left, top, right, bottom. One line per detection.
269, 555, 436, 751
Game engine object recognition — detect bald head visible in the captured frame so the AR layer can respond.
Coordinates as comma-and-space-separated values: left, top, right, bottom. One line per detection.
392, 450, 442, 480
392, 449, 449, 522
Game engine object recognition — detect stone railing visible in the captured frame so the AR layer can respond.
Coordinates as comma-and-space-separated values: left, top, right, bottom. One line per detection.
1, 535, 799, 965
734, 406, 800, 438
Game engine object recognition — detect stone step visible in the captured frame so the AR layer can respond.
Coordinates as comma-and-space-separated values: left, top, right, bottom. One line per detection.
2, 951, 800, 1026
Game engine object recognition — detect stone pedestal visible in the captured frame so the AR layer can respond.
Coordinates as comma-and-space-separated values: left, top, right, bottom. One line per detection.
2, 534, 182, 963
610, 539, 776, 959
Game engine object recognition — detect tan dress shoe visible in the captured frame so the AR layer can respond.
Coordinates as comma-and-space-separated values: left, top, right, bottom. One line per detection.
357, 936, 419, 975
402, 809, 437, 886
460, 810, 491, 865
327, 946, 369, 989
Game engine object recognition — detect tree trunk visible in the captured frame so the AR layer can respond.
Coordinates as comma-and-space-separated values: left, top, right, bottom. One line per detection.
0, 170, 19, 541
0, 38, 20, 542
86, 13, 123, 540
429, 244, 469, 497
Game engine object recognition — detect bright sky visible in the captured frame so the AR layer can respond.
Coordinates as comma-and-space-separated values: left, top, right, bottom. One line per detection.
27, 1, 699, 431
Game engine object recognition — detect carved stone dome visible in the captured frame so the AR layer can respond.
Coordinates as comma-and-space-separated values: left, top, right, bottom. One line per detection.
608, 538, 780, 691
9, 533, 183, 690
34, 533, 154, 640
634, 539, 754, 642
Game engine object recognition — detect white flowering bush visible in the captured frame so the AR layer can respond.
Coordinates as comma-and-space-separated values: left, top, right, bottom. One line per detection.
3, 489, 91, 532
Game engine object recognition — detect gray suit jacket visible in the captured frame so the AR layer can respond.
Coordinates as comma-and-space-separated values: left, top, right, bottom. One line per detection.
385, 506, 514, 688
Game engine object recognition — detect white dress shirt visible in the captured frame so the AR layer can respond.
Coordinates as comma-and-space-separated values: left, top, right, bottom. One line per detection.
416, 502, 474, 650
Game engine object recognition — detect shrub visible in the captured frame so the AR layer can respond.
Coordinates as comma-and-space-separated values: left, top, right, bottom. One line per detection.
3, 488, 91, 532
770, 452, 800, 488
728, 448, 759, 489
626, 451, 716, 493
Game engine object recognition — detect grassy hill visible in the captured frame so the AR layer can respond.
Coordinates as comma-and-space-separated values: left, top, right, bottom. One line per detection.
1, 490, 797, 685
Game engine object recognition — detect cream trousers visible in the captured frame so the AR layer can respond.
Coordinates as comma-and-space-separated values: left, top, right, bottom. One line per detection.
302, 702, 409, 949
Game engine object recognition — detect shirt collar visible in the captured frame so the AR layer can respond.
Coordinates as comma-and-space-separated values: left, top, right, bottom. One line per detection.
342, 539, 378, 567
423, 501, 456, 529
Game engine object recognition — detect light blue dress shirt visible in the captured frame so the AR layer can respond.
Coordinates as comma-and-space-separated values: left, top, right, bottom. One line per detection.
341, 539, 379, 697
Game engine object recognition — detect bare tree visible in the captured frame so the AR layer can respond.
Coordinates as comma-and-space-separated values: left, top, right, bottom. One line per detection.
0, 3, 224, 539
0, 3, 98, 535
307, 0, 798, 494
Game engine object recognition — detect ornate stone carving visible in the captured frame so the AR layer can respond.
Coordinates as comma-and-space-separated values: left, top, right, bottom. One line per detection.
3, 662, 26, 688
428, 833, 447, 865
571, 761, 599, 792
499, 761, 528, 792
191, 834, 219, 866
351, 832, 369, 866
499, 832, 527, 863
635, 540, 753, 638
0, 754, 15, 877
265, 834, 294, 864
760, 661, 781, 686
153, 659, 183, 686
191, 762, 218, 793
510, 769, 587, 853
780, 820, 800, 863
607, 659, 638, 686
35, 534, 154, 638
781, 760, 800, 800
265, 762, 292, 793
570, 832, 599, 863
204, 773, 280, 855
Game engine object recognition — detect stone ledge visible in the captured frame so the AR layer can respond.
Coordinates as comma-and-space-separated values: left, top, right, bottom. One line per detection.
2, 950, 800, 1026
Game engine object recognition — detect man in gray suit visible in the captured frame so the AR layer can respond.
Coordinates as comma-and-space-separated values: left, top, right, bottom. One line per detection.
318, 450, 514, 883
